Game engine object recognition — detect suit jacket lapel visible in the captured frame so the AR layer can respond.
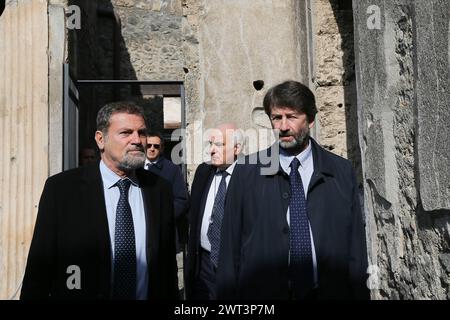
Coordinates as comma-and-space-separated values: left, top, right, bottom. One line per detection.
81, 163, 112, 298
308, 138, 334, 192
307, 138, 336, 262
196, 166, 216, 235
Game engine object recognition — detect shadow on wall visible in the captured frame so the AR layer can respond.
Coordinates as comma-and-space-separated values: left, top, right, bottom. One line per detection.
68, 0, 164, 152
329, 0, 363, 186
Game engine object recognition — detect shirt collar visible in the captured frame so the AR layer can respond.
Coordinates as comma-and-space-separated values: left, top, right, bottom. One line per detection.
279, 140, 312, 174
215, 160, 237, 176
99, 160, 139, 189
145, 156, 162, 167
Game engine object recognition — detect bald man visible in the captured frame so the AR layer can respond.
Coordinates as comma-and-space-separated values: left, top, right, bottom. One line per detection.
185, 123, 244, 300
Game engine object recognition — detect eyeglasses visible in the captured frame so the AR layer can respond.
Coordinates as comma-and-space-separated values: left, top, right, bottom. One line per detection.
148, 144, 160, 149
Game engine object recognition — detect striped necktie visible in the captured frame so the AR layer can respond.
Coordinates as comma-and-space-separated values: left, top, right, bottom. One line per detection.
207, 170, 229, 268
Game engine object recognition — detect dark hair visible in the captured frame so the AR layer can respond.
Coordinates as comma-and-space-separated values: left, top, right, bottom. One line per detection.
96, 101, 146, 133
147, 130, 165, 149
263, 80, 317, 122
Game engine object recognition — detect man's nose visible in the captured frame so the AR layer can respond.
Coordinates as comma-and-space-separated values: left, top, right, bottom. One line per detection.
130, 132, 142, 144
280, 117, 290, 131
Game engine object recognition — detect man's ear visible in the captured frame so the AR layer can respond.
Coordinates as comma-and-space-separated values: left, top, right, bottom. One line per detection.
234, 143, 242, 156
308, 119, 315, 129
95, 130, 105, 152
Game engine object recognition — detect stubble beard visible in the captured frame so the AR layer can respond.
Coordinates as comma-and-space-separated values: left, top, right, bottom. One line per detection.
118, 150, 146, 171
279, 126, 310, 152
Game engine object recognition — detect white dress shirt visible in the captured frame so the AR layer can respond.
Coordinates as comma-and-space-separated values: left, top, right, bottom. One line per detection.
144, 157, 159, 168
99, 160, 149, 300
279, 140, 319, 288
200, 161, 237, 252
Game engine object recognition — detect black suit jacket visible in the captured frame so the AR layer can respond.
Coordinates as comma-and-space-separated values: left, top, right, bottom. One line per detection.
146, 156, 190, 246
216, 138, 369, 299
146, 156, 189, 220
184, 162, 216, 299
21, 163, 178, 299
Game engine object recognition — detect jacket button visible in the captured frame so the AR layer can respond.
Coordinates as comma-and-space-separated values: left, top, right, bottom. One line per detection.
282, 192, 289, 199
283, 226, 289, 234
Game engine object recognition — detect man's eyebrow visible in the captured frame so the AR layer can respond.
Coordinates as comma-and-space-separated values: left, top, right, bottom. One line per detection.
272, 111, 299, 115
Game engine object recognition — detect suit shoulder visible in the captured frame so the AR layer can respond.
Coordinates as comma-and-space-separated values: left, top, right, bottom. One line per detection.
322, 148, 352, 167
314, 144, 356, 182
137, 168, 172, 191
162, 157, 180, 170
193, 162, 211, 177
236, 148, 275, 170
197, 162, 210, 170
162, 158, 184, 180
45, 165, 91, 185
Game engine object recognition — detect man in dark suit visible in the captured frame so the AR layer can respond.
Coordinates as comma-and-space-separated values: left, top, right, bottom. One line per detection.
217, 81, 369, 300
21, 101, 178, 300
144, 131, 189, 253
185, 123, 243, 300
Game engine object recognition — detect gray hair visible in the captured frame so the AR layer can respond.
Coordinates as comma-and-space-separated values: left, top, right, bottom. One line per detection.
96, 101, 146, 134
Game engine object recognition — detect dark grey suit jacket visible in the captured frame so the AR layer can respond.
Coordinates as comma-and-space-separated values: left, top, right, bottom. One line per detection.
21, 162, 178, 299
184, 162, 216, 299
216, 138, 369, 299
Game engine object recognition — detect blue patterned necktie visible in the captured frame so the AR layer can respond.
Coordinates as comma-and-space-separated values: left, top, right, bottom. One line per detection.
289, 158, 314, 298
113, 178, 137, 299
207, 170, 229, 268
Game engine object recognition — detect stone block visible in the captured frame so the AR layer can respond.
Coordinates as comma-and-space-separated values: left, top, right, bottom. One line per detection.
415, 0, 450, 211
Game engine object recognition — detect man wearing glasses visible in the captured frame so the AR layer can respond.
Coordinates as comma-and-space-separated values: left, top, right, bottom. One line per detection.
144, 131, 190, 297
145, 131, 189, 223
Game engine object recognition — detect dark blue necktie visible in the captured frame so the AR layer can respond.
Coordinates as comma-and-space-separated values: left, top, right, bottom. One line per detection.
289, 158, 314, 298
113, 179, 137, 299
207, 170, 229, 268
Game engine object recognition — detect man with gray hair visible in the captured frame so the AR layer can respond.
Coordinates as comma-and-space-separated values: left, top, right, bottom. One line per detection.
185, 122, 244, 300
21, 101, 178, 300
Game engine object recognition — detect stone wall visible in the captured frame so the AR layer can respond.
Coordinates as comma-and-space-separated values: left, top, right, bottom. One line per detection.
180, 0, 202, 184
69, 0, 102, 148
70, 0, 317, 185
0, 0, 50, 299
353, 0, 450, 299
188, 0, 312, 176
313, 0, 361, 181
112, 0, 184, 80
195, 0, 310, 133
70, 0, 197, 166
79, 0, 313, 184
49, 0, 68, 176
